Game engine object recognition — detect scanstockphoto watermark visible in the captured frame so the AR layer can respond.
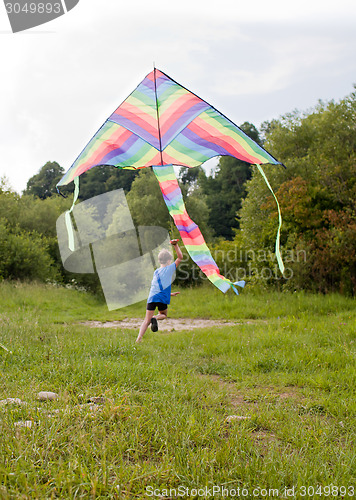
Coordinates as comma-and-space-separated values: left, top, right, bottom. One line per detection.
145, 484, 355, 498
145, 485, 278, 498
3, 0, 80, 33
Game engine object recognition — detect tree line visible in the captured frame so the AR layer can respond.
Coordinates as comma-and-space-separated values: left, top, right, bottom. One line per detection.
2, 87, 355, 295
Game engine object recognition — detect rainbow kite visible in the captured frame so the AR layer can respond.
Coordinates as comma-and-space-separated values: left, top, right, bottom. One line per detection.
57, 68, 285, 294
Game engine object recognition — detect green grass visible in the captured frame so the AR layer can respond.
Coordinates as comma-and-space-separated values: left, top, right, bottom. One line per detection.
0, 282, 355, 499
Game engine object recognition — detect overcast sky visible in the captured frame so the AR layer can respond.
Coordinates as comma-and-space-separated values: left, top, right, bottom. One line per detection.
1, 0, 355, 193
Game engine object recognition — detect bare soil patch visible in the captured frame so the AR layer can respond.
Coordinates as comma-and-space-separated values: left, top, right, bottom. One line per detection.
82, 318, 242, 332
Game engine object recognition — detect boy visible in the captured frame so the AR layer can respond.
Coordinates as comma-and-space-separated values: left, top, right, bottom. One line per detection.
136, 240, 182, 343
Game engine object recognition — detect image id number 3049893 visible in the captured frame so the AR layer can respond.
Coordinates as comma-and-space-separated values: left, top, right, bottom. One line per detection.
299, 485, 354, 497
5, 2, 62, 14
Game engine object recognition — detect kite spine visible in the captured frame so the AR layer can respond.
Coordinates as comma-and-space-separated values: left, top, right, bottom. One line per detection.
153, 67, 164, 166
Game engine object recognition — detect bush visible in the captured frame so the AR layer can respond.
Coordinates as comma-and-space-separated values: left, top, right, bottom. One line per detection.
0, 219, 57, 282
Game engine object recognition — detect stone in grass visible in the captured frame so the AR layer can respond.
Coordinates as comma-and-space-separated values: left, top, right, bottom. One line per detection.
0, 398, 27, 407
225, 415, 251, 423
37, 391, 59, 401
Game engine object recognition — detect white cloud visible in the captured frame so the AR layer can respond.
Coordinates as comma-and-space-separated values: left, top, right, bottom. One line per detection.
210, 30, 350, 97
0, 0, 355, 191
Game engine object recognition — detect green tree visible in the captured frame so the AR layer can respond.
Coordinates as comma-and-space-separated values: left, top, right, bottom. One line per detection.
199, 122, 261, 239
127, 168, 212, 237
24, 161, 67, 199
0, 218, 56, 281
126, 169, 171, 229
78, 166, 138, 201
239, 88, 356, 294
179, 166, 204, 190
239, 121, 262, 146
0, 186, 74, 283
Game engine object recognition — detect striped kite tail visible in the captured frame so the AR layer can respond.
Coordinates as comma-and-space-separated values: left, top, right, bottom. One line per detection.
153, 164, 245, 295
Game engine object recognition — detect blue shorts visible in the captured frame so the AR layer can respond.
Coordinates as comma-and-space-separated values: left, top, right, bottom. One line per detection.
147, 302, 168, 311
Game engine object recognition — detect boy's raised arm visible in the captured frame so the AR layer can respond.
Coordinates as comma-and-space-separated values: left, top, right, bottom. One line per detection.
171, 240, 183, 267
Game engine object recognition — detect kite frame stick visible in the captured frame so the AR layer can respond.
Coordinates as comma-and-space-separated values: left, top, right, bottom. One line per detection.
153, 66, 164, 166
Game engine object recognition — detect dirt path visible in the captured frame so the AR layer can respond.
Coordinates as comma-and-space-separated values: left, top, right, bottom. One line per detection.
82, 318, 243, 332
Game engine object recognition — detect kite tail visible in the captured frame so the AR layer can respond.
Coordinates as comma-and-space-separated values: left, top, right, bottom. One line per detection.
153, 165, 245, 294
256, 164, 285, 275
63, 176, 80, 252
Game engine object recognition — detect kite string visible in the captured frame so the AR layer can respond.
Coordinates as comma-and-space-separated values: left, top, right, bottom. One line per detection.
256, 164, 285, 275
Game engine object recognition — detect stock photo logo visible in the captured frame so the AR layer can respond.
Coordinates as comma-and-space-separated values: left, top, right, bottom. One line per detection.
4, 0, 80, 33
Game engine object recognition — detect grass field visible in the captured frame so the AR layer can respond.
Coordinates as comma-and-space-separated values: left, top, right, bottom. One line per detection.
0, 282, 355, 499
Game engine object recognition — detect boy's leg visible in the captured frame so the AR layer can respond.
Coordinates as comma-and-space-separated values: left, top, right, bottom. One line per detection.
136, 309, 156, 343
155, 308, 168, 321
